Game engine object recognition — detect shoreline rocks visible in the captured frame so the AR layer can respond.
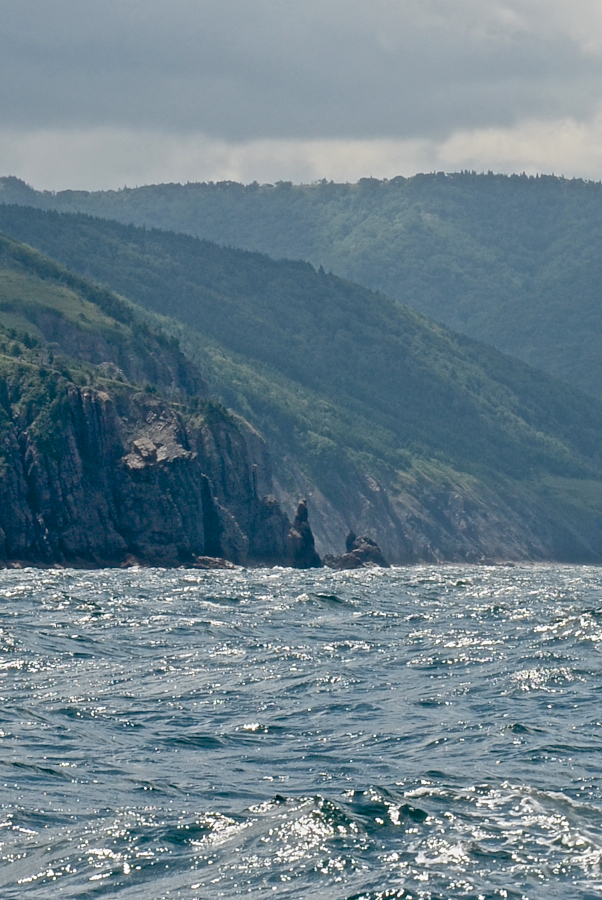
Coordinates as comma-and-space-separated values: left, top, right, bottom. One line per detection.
324, 531, 390, 569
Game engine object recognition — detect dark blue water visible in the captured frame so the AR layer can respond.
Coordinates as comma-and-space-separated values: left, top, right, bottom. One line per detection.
1, 565, 602, 899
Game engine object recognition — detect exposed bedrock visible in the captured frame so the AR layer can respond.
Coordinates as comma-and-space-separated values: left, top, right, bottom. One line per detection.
273, 459, 602, 565
0, 373, 290, 567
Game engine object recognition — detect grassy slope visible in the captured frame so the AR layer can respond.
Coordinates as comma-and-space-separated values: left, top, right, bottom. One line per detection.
1, 207, 602, 559
6, 173, 601, 399
0, 267, 124, 339
0, 231, 206, 399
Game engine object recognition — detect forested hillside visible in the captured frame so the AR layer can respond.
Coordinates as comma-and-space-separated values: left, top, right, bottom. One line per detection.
2, 205, 602, 562
4, 172, 600, 399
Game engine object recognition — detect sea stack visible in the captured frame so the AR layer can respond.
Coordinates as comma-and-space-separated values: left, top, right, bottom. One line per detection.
287, 499, 322, 569
324, 532, 390, 569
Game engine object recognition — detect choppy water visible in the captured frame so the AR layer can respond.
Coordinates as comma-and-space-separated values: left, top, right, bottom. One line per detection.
1, 565, 602, 899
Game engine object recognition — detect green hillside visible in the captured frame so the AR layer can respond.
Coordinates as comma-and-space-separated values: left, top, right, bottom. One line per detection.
0, 231, 206, 399
1, 205, 602, 561
5, 172, 601, 398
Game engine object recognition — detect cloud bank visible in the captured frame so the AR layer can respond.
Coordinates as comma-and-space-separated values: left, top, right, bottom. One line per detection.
2, 1, 602, 188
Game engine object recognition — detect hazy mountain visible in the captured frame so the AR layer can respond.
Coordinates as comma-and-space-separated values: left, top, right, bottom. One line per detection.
3, 172, 599, 399
1, 205, 602, 562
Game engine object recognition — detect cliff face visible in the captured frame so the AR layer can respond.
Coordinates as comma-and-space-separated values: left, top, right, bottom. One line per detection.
0, 236, 293, 568
0, 362, 290, 567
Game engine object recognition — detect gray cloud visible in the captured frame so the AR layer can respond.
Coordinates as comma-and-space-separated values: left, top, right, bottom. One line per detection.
2, 0, 601, 142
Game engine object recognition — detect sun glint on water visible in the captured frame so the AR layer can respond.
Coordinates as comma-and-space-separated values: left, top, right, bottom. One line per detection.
1, 564, 601, 899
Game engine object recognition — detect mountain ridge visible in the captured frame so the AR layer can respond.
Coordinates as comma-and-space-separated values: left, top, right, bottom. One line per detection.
5, 172, 601, 399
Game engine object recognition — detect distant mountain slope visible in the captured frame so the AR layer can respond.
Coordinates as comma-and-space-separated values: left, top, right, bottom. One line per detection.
4, 172, 601, 399
1, 205, 602, 562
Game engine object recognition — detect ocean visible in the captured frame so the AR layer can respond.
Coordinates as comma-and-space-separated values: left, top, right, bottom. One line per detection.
1, 564, 601, 899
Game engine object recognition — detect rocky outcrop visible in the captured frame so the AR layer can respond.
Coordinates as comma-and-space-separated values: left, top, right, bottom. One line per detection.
287, 499, 322, 569
324, 532, 390, 569
0, 363, 291, 568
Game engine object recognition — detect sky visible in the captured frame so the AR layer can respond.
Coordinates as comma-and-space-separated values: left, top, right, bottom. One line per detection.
3, 0, 602, 190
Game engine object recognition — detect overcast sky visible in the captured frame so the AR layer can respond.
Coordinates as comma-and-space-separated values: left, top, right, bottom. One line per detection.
2, 0, 602, 189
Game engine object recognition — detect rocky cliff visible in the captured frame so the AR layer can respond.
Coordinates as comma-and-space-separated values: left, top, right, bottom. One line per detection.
0, 348, 290, 567
273, 457, 602, 565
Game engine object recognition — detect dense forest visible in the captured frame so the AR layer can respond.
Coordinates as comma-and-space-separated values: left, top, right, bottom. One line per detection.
3, 172, 600, 399
1, 205, 602, 561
